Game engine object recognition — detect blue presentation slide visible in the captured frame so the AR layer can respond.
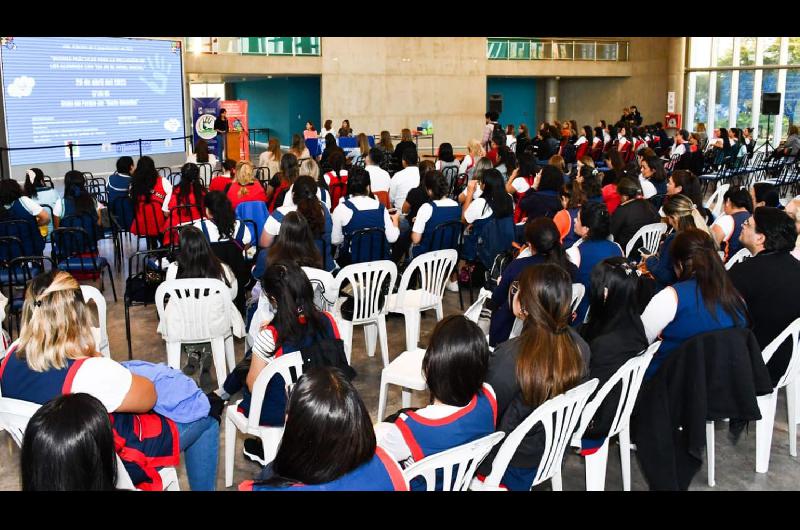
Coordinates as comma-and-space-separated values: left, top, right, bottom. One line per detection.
1, 37, 186, 166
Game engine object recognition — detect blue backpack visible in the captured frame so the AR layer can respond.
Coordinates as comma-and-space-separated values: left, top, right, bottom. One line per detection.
475, 215, 514, 271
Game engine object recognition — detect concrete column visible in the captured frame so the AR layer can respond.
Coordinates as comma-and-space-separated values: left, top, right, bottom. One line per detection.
545, 77, 559, 123
667, 37, 686, 118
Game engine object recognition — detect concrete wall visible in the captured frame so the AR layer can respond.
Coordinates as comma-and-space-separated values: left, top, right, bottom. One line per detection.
557, 37, 671, 129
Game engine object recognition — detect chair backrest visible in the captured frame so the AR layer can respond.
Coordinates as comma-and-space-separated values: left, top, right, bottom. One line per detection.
334, 260, 397, 324
762, 317, 800, 390
110, 196, 135, 234
442, 166, 459, 191
429, 220, 464, 253
155, 278, 234, 342
394, 249, 457, 310
571, 341, 659, 446
80, 285, 109, 358
50, 227, 100, 266
482, 378, 599, 490
247, 351, 304, 430
510, 283, 585, 340
0, 236, 24, 264
198, 163, 213, 187
624, 222, 667, 259
235, 202, 269, 245
0, 396, 40, 448
464, 288, 492, 324
402, 431, 505, 491
255, 166, 271, 183
156, 167, 172, 180
346, 227, 390, 264
301, 266, 337, 312
0, 217, 45, 257
724, 247, 752, 270
705, 183, 730, 218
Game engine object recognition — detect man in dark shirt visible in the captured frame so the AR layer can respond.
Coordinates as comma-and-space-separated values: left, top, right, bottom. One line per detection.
729, 207, 800, 385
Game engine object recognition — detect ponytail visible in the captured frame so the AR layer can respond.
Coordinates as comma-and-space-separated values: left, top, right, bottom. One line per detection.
293, 176, 325, 237
23, 171, 37, 199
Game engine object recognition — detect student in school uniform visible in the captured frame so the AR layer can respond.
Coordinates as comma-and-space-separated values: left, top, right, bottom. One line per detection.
107, 156, 135, 206
375, 315, 496, 490
225, 160, 267, 209
410, 170, 461, 258
364, 147, 392, 208
710, 187, 753, 262
240, 367, 407, 491
331, 167, 400, 266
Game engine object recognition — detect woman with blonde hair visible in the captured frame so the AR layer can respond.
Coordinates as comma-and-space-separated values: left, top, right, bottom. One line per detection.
0, 270, 220, 491
347, 133, 371, 164
459, 139, 486, 178
642, 193, 712, 287
477, 263, 590, 491
289, 133, 311, 160
227, 160, 267, 209
392, 128, 416, 165
378, 131, 394, 153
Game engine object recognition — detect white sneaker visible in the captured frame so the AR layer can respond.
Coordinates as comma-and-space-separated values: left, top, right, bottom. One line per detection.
446, 280, 459, 292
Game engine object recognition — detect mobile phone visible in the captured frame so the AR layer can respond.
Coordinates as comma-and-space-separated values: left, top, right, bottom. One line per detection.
638, 246, 650, 256
388, 208, 398, 215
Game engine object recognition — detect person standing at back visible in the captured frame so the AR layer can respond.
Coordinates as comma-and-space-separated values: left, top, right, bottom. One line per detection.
482, 111, 500, 152
729, 207, 800, 385
108, 156, 134, 206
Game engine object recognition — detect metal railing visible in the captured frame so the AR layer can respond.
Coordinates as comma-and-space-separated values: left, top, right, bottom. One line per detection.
487, 38, 629, 62
185, 37, 321, 57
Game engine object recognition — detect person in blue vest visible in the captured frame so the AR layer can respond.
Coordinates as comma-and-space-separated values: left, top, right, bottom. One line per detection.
566, 201, 624, 325
711, 187, 754, 262
258, 176, 334, 275
331, 166, 399, 266
192, 190, 251, 249
375, 315, 496, 490
409, 170, 461, 259
552, 179, 585, 250
640, 229, 749, 379
54, 170, 102, 237
22, 167, 59, 236
107, 156, 134, 206
221, 261, 343, 465
0, 271, 220, 490
22, 393, 119, 491
240, 367, 407, 491
461, 168, 514, 269
488, 218, 578, 347
518, 164, 565, 223
0, 178, 48, 257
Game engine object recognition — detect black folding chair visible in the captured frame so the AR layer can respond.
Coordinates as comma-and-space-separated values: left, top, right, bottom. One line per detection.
2, 255, 56, 339
50, 226, 117, 302
124, 247, 172, 360
156, 167, 172, 180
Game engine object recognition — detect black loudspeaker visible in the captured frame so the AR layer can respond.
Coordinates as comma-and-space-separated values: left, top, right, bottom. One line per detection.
489, 94, 503, 115
761, 92, 781, 116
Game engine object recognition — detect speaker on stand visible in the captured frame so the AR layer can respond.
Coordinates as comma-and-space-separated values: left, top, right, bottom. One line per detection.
761, 92, 781, 156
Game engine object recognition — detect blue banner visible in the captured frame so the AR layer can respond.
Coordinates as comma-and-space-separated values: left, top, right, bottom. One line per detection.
192, 97, 220, 153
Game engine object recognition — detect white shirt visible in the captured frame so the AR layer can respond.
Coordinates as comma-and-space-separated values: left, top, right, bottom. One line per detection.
510, 176, 533, 194
71, 356, 133, 412
459, 155, 476, 177
711, 214, 736, 240
640, 286, 679, 343
331, 195, 399, 245
639, 175, 657, 199
375, 383, 497, 463
435, 160, 460, 173
412, 198, 460, 234
263, 205, 297, 237
603, 131, 611, 144
191, 218, 252, 247
281, 185, 332, 211
389, 166, 420, 209
53, 196, 99, 218
670, 142, 686, 158
186, 153, 219, 168
618, 136, 629, 150
464, 197, 493, 224
365, 165, 391, 193
6, 196, 43, 216
257, 151, 280, 168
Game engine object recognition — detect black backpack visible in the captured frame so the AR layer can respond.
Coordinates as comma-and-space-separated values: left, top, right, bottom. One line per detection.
484, 250, 515, 292
299, 336, 356, 381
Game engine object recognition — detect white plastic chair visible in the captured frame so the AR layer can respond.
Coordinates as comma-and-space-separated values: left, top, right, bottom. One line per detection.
80, 285, 110, 358
570, 342, 659, 491
724, 247, 752, 270
302, 266, 337, 312
0, 396, 40, 448
376, 348, 426, 421
332, 260, 397, 367
155, 278, 237, 390
386, 249, 458, 351
704, 183, 730, 219
471, 378, 599, 491
224, 351, 304, 487
403, 431, 505, 491
624, 222, 668, 259
755, 317, 800, 474
509, 283, 585, 340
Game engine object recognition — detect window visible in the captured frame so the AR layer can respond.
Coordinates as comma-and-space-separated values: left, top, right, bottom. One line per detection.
690, 71, 710, 125
715, 71, 733, 126
739, 37, 756, 66
555, 42, 573, 60
294, 37, 320, 56
597, 42, 618, 61
736, 70, 755, 129
575, 43, 595, 60
716, 37, 734, 67
783, 69, 800, 132
509, 40, 530, 60
690, 37, 712, 68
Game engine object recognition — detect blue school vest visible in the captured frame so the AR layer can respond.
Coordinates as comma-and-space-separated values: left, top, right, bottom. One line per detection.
240, 447, 407, 491
341, 198, 388, 262
721, 211, 750, 261
271, 206, 335, 271
413, 201, 461, 257
108, 173, 131, 204
238, 312, 340, 427
0, 199, 45, 257
0, 345, 179, 490
645, 279, 742, 379
574, 239, 623, 324
562, 207, 581, 249
199, 218, 246, 247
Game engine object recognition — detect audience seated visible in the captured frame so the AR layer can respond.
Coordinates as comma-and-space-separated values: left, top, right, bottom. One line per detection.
321, 150, 349, 211
710, 187, 753, 262
186, 139, 218, 169
257, 138, 283, 181
288, 133, 311, 160
365, 147, 391, 207
392, 129, 417, 167
639, 156, 667, 198
459, 139, 485, 178
22, 168, 59, 234
162, 163, 206, 229
610, 177, 660, 257
266, 154, 298, 212
0, 178, 48, 256
729, 207, 800, 385
241, 367, 406, 491
226, 161, 267, 209
389, 148, 421, 211
410, 170, 461, 258
107, 156, 134, 206
130, 156, 169, 247
461, 169, 514, 266
518, 165, 564, 221
751, 182, 780, 209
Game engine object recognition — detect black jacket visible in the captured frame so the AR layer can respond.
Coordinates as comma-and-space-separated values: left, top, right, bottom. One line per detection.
630, 328, 773, 490
610, 199, 660, 257
729, 250, 800, 385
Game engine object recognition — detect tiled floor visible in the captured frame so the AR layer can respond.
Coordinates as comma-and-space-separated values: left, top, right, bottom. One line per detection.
1, 235, 799, 491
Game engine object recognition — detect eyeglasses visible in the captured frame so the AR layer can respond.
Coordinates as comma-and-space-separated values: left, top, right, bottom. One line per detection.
508, 280, 520, 308
743, 218, 754, 229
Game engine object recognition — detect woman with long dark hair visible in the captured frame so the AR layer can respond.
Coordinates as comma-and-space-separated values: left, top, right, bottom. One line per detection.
461, 168, 514, 264
321, 149, 348, 209
489, 217, 578, 346
519, 164, 564, 221
129, 156, 169, 246
187, 139, 218, 168
477, 264, 590, 491
640, 228, 748, 378
167, 226, 236, 297
266, 153, 300, 212
710, 186, 753, 261
410, 170, 461, 257
267, 211, 322, 269
289, 133, 311, 160
193, 190, 251, 248
639, 156, 667, 197
162, 163, 206, 226
241, 367, 406, 491
54, 170, 101, 229
22, 393, 118, 491
320, 133, 343, 169
435, 142, 459, 172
